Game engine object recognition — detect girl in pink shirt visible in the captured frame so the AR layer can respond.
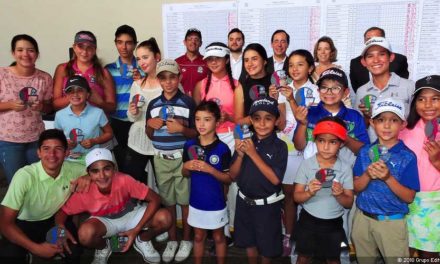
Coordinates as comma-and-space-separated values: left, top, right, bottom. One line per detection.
399, 75, 440, 257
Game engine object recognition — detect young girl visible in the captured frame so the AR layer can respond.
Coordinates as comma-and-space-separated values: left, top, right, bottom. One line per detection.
126, 38, 162, 184
294, 116, 354, 264
400, 75, 440, 258
0, 34, 53, 183
53, 31, 116, 114
269, 49, 319, 256
182, 101, 232, 264
54, 75, 113, 163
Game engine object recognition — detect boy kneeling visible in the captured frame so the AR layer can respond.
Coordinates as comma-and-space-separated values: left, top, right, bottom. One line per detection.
55, 148, 171, 264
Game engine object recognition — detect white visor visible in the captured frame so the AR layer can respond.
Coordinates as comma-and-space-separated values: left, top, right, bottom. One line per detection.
203, 46, 230, 60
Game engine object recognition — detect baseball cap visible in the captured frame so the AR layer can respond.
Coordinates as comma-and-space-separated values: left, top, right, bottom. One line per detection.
74, 31, 97, 46
371, 97, 405, 121
316, 67, 348, 88
249, 97, 279, 117
313, 120, 347, 141
64, 75, 91, 93
185, 28, 202, 40
85, 148, 115, 169
203, 45, 230, 60
413, 75, 440, 95
361, 37, 391, 57
156, 59, 180, 76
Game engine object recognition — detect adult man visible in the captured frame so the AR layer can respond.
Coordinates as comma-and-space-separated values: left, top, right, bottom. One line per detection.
267, 29, 290, 76
227, 28, 245, 82
0, 129, 86, 263
350, 27, 409, 92
105, 25, 138, 171
175, 28, 208, 96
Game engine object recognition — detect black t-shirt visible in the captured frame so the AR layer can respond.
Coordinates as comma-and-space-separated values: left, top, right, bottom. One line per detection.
241, 74, 272, 115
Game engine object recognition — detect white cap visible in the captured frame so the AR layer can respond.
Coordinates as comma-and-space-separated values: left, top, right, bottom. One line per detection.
361, 37, 392, 57
371, 97, 405, 121
85, 148, 114, 168
203, 45, 230, 60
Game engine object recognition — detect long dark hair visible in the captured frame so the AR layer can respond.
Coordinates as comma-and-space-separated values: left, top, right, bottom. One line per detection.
10, 34, 40, 66
204, 42, 235, 97
287, 49, 315, 84
406, 90, 422, 129
242, 43, 268, 80
66, 31, 104, 87
136, 37, 161, 87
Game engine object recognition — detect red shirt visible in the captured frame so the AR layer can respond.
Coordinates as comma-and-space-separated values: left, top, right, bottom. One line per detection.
175, 54, 208, 96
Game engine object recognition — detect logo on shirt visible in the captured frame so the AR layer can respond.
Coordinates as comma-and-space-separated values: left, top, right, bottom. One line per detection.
209, 155, 219, 165
197, 66, 204, 74
266, 153, 273, 159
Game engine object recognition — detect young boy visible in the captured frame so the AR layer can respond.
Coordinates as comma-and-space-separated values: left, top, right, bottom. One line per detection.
230, 97, 288, 263
351, 98, 420, 263
356, 37, 415, 141
294, 116, 354, 263
55, 148, 171, 264
146, 59, 197, 263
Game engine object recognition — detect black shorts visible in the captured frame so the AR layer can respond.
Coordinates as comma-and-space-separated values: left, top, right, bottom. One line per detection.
234, 194, 282, 258
294, 209, 345, 259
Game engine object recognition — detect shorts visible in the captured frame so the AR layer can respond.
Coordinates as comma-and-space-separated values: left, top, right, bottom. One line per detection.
234, 193, 282, 257
153, 154, 189, 206
294, 209, 345, 259
91, 204, 147, 237
188, 205, 228, 230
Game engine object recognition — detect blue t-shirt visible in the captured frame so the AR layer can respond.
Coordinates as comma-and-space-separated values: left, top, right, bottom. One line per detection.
183, 138, 231, 211
353, 140, 420, 215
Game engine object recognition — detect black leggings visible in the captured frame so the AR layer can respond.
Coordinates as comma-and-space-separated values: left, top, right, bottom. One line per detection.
123, 147, 156, 186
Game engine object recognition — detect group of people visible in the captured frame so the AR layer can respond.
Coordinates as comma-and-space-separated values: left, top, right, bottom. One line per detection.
0, 23, 438, 264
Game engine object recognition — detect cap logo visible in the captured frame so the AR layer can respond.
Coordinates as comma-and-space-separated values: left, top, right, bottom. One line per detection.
252, 98, 275, 107
376, 101, 402, 110
426, 76, 432, 83
322, 69, 342, 77
158, 61, 176, 67
78, 34, 94, 42
366, 38, 384, 45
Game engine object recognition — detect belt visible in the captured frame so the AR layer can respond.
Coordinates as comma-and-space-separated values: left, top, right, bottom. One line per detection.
155, 151, 182, 160
362, 211, 405, 221
238, 190, 285, 206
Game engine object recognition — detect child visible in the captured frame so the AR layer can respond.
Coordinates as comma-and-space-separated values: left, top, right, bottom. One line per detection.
356, 37, 414, 141
294, 116, 354, 263
54, 75, 113, 163
269, 49, 319, 256
230, 97, 288, 263
400, 75, 440, 258
146, 59, 197, 263
55, 148, 171, 264
182, 101, 232, 264
352, 98, 420, 263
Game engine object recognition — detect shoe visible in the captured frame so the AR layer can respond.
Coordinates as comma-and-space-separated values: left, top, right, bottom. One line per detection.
282, 234, 292, 257
162, 241, 178, 263
92, 239, 112, 264
174, 240, 193, 262
155, 231, 169, 243
134, 236, 161, 264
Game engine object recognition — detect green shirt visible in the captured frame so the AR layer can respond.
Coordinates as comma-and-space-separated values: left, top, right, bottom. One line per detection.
1, 161, 86, 221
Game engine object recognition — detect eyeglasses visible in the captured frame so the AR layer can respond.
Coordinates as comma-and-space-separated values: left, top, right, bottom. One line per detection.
318, 85, 343, 94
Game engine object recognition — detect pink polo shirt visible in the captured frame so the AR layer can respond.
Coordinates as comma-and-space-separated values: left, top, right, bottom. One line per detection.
200, 75, 236, 133
62, 61, 105, 100
400, 119, 440, 191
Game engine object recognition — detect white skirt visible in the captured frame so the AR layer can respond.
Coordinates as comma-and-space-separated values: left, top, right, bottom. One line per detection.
188, 205, 228, 230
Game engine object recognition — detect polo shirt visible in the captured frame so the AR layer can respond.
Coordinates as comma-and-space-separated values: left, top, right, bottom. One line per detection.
355, 73, 415, 141
353, 140, 420, 215
175, 54, 208, 95
183, 138, 231, 211
295, 155, 353, 219
105, 57, 139, 121
1, 161, 85, 221
54, 103, 108, 155
233, 132, 288, 199
146, 90, 195, 151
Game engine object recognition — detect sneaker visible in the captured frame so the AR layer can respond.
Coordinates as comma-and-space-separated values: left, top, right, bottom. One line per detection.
162, 241, 178, 263
134, 236, 161, 264
92, 239, 112, 264
282, 234, 292, 257
155, 231, 169, 243
174, 240, 193, 262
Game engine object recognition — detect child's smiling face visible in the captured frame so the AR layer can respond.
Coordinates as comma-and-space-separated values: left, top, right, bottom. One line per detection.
251, 111, 277, 139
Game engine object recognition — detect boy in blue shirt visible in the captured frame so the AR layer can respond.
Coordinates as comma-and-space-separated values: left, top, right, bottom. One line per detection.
352, 98, 420, 263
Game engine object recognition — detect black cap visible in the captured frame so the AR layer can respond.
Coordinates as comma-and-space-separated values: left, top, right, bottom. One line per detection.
316, 67, 348, 88
64, 75, 91, 93
74, 31, 97, 46
249, 97, 279, 117
414, 75, 440, 95
185, 28, 202, 40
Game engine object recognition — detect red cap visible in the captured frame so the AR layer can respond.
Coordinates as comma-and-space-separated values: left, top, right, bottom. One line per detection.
313, 121, 347, 141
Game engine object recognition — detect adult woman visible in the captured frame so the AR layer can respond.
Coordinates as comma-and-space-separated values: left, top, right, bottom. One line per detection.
53, 31, 115, 113
0, 34, 53, 183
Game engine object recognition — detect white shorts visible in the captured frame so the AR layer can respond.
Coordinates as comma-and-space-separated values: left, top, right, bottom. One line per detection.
282, 155, 303, 185
188, 205, 228, 230
90, 204, 147, 237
